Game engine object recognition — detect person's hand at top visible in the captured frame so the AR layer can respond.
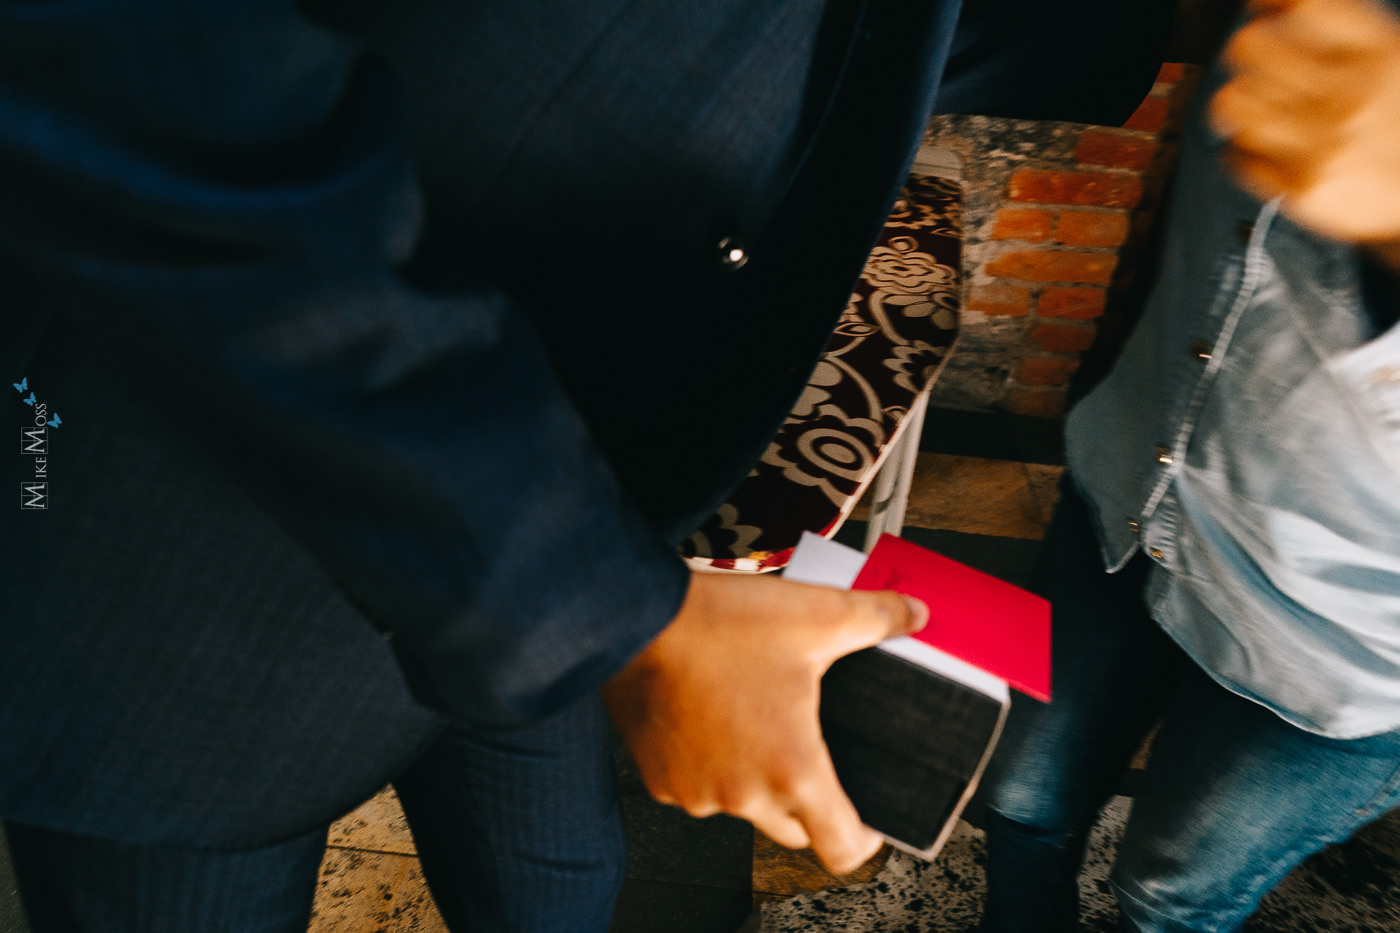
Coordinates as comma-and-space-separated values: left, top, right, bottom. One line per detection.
602, 570, 927, 875
1210, 0, 1400, 268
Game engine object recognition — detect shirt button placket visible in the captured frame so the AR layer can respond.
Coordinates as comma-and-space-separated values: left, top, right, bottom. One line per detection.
1145, 445, 1174, 563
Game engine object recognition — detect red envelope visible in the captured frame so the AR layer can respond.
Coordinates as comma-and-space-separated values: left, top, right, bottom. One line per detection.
853, 534, 1052, 701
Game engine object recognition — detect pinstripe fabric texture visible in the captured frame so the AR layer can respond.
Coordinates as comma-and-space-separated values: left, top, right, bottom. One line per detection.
393, 699, 626, 932
4, 822, 327, 933
2, 325, 446, 850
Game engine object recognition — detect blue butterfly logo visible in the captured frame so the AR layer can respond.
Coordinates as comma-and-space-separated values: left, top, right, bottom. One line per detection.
47, 414, 61, 428
22, 392, 36, 406
12, 377, 27, 393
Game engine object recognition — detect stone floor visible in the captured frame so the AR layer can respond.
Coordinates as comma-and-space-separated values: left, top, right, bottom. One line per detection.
4, 407, 1398, 930
759, 798, 1400, 933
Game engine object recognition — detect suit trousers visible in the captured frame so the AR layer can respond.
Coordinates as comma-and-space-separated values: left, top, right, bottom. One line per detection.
976, 482, 1400, 933
4, 696, 625, 933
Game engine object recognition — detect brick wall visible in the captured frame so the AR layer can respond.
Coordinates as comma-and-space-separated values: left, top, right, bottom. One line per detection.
923, 64, 1199, 418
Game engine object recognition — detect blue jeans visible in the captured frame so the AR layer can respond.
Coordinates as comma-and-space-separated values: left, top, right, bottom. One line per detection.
978, 483, 1400, 933
6, 696, 624, 933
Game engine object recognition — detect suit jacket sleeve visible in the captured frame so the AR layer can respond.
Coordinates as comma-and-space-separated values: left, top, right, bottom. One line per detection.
0, 2, 689, 727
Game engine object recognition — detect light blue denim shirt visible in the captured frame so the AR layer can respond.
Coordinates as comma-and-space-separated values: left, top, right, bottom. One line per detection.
1067, 67, 1400, 739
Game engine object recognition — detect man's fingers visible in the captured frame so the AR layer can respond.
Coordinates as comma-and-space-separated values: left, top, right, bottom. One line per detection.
896, 593, 930, 635
788, 768, 885, 875
1221, 22, 1315, 100
1210, 78, 1326, 200
1243, 0, 1385, 54
813, 588, 928, 663
725, 698, 884, 874
1247, 0, 1300, 14
1210, 61, 1351, 135
1210, 0, 1400, 234
1219, 148, 1307, 204
809, 822, 884, 877
608, 570, 914, 881
748, 782, 883, 875
751, 813, 812, 853
845, 588, 929, 643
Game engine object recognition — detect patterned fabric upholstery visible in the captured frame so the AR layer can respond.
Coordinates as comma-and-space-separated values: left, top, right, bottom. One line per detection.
682, 174, 962, 571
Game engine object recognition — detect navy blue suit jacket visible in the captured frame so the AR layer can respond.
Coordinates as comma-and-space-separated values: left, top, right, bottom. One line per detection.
0, 0, 1170, 848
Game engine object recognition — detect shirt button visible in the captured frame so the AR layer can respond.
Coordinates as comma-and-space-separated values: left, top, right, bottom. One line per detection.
1155, 445, 1174, 464
1127, 519, 1140, 533
1149, 547, 1165, 560
717, 235, 749, 270
1236, 220, 1254, 245
1189, 339, 1213, 361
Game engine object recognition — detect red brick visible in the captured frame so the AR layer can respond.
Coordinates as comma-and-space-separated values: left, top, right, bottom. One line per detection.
1038, 286, 1107, 319
1006, 388, 1068, 418
1157, 62, 1186, 83
991, 208, 1053, 242
1017, 356, 1081, 386
967, 285, 1032, 317
1075, 129, 1157, 171
1032, 321, 1099, 353
984, 250, 1118, 284
1054, 211, 1131, 248
1123, 95, 1171, 133
1007, 170, 1143, 209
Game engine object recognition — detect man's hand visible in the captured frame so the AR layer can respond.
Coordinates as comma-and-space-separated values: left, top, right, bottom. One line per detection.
1210, 0, 1400, 266
602, 571, 927, 875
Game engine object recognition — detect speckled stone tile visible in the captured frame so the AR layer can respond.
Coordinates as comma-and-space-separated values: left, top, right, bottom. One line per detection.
308, 847, 446, 933
758, 800, 1127, 932
326, 786, 417, 856
759, 801, 1400, 933
758, 817, 994, 932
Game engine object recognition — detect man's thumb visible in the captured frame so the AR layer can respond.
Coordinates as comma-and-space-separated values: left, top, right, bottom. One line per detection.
894, 593, 930, 637
845, 589, 928, 646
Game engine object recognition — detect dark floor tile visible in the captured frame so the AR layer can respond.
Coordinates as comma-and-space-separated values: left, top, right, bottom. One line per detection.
835, 522, 1044, 589
608, 879, 752, 933
918, 408, 1065, 466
